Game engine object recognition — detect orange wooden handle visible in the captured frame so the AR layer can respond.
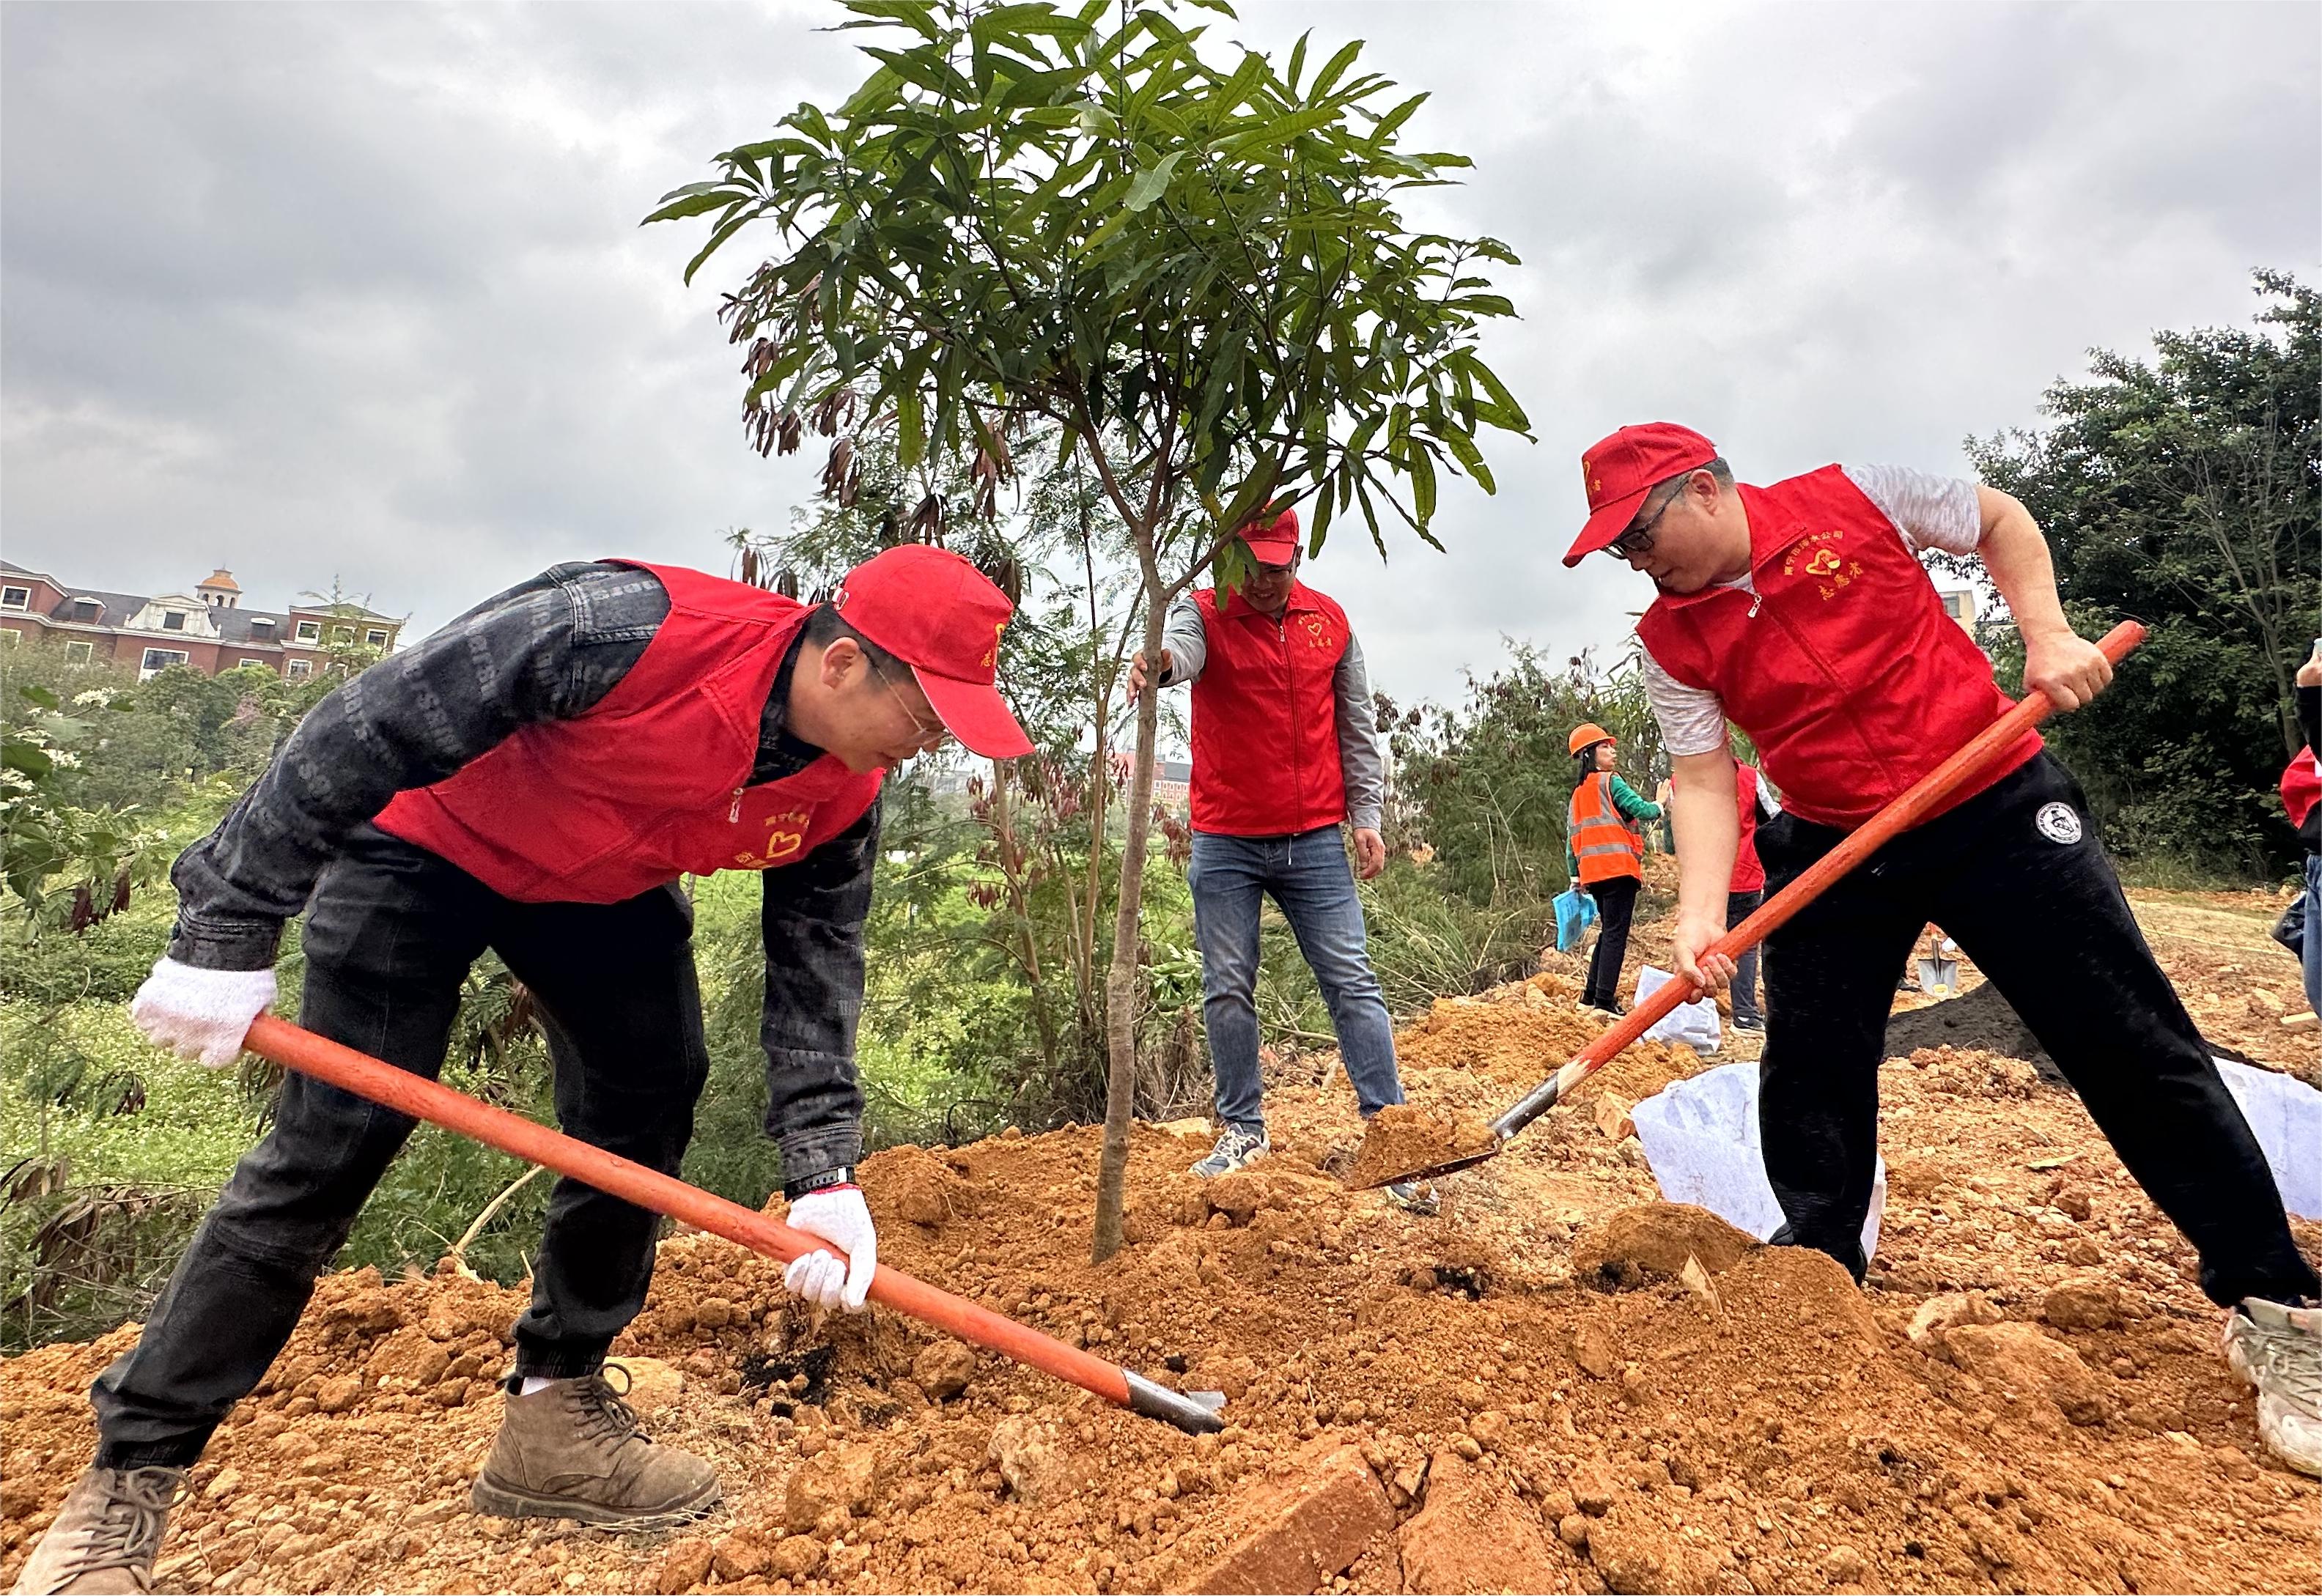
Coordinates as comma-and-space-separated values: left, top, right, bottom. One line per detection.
1565, 619, 2145, 1079
242, 1014, 1133, 1408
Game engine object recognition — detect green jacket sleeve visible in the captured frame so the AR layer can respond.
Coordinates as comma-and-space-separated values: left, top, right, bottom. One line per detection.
1607, 775, 1664, 822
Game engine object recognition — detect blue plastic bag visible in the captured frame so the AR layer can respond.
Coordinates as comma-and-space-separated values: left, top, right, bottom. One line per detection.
1554, 887, 1597, 952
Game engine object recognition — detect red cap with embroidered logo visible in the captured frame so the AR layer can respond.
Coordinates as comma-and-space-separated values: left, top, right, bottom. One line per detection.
1239, 506, 1301, 566
1563, 422, 1720, 567
833, 545, 1034, 759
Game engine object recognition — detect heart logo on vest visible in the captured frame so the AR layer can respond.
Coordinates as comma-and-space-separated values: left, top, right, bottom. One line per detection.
1300, 614, 1333, 650
734, 809, 813, 869
2035, 802, 2082, 846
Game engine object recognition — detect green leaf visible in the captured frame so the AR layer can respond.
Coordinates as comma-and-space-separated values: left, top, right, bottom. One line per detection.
1308, 38, 1364, 100
1407, 438, 1437, 525
2, 737, 53, 781
19, 685, 60, 712
639, 190, 746, 226
896, 387, 926, 468
1122, 150, 1184, 213
682, 204, 758, 286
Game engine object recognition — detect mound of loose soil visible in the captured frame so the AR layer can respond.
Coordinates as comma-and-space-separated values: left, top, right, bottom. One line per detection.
4, 915, 2316, 1596
1342, 1106, 1498, 1189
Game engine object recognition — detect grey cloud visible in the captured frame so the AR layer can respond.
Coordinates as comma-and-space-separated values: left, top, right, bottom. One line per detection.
4, 0, 2314, 715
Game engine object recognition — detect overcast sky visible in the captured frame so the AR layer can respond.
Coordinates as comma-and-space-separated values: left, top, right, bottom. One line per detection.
4, 1, 2314, 716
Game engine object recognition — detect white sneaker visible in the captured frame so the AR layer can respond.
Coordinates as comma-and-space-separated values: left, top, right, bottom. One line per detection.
1190, 1124, 1268, 1178
2222, 1297, 2322, 1477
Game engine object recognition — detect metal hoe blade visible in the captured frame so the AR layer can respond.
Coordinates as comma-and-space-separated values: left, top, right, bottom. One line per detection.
1125, 1372, 1228, 1435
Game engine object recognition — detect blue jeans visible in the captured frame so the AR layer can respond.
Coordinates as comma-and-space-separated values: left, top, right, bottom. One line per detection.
2304, 855, 2322, 1016
1188, 826, 1404, 1131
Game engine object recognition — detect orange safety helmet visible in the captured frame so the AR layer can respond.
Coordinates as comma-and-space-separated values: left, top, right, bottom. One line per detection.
1567, 723, 1615, 757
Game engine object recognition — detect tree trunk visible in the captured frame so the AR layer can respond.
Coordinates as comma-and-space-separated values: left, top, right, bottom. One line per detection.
1091, 545, 1168, 1264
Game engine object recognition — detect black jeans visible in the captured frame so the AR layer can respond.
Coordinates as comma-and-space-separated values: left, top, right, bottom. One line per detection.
1582, 876, 1639, 1011
1758, 754, 2318, 1307
92, 826, 712, 1468
1726, 889, 1764, 1022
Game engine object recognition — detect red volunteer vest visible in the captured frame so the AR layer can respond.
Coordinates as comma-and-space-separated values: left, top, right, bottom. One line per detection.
1188, 581, 1350, 835
2283, 747, 2320, 832
375, 563, 882, 904
1635, 467, 2041, 830
1731, 763, 1766, 893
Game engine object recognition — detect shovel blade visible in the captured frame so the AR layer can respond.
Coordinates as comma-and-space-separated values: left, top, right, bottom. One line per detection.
1344, 1143, 1504, 1189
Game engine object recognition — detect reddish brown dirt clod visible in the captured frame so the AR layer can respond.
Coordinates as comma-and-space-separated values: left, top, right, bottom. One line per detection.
1341, 1104, 1496, 1189
1569, 1200, 1759, 1288
1165, 1439, 1393, 1595
1395, 1449, 1560, 1595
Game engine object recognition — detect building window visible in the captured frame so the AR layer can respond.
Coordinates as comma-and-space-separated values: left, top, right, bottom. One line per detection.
324, 661, 349, 678
139, 647, 190, 677
365, 627, 389, 648
249, 618, 273, 636
294, 619, 320, 642
0, 585, 28, 610
331, 626, 354, 646
0, 629, 20, 647
64, 640, 93, 663
286, 659, 312, 678
162, 610, 187, 632
71, 599, 100, 621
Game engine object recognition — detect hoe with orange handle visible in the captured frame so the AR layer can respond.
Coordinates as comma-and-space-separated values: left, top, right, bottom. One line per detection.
240, 1013, 1226, 1434
1351, 619, 2147, 1188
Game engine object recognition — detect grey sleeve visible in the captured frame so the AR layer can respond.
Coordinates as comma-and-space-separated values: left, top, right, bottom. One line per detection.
1154, 595, 1209, 687
1334, 631, 1387, 832
1842, 464, 1983, 555
759, 799, 880, 1186
166, 564, 670, 971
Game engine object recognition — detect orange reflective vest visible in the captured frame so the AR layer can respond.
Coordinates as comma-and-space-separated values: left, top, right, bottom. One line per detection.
1568, 772, 1643, 886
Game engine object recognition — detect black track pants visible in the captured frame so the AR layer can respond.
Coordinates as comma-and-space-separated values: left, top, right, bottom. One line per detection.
1757, 753, 2317, 1307
1583, 875, 1640, 1011
91, 826, 712, 1467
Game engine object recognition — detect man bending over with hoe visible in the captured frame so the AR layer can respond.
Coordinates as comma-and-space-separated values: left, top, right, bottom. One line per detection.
14, 547, 1033, 1595
1563, 422, 2320, 1477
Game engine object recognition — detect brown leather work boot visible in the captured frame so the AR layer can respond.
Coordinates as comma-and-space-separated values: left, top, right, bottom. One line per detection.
9, 1466, 185, 1595
469, 1373, 720, 1524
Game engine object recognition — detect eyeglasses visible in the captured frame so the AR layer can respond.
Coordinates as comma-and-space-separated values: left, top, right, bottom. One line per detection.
871, 658, 951, 751
1604, 482, 1685, 560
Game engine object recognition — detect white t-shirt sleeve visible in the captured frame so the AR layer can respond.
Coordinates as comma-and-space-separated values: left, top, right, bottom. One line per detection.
1641, 649, 1731, 758
1843, 464, 1983, 555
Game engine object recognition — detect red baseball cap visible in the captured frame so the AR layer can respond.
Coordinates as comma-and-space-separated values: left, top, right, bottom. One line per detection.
1563, 423, 1720, 567
833, 545, 1034, 759
1239, 506, 1301, 566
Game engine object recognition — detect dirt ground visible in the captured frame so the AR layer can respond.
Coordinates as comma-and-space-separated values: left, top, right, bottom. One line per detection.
1, 888, 2315, 1596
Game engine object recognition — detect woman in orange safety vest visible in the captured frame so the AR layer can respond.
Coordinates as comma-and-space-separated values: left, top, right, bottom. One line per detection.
1566, 724, 1665, 1014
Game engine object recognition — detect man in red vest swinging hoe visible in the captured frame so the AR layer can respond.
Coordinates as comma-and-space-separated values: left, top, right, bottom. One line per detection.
1564, 422, 2319, 1477
1127, 509, 1429, 1211
13, 547, 1035, 1595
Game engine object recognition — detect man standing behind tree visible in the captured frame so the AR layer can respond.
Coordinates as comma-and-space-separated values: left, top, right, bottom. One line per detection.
1128, 509, 1425, 1208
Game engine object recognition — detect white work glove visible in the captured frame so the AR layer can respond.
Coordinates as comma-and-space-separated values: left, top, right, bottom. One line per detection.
129, 956, 276, 1068
784, 1186, 877, 1312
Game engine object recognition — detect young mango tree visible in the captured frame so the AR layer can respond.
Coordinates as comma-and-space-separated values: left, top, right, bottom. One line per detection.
652, 0, 1529, 1260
